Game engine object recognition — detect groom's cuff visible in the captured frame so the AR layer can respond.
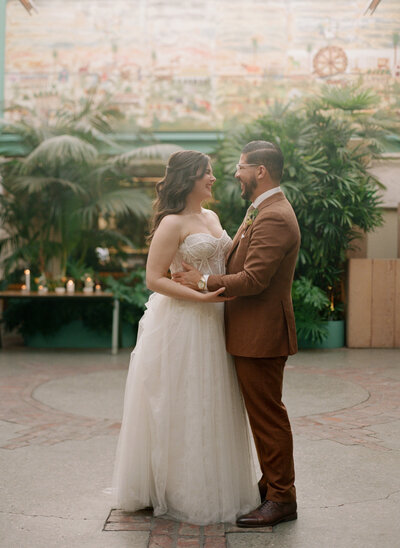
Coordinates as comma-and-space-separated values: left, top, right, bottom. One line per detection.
204, 274, 209, 290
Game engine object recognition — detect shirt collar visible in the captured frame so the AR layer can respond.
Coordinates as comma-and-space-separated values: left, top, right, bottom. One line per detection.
252, 186, 282, 208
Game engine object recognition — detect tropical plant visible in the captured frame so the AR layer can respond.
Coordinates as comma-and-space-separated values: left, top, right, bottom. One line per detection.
291, 277, 330, 343
0, 94, 180, 279
212, 85, 389, 341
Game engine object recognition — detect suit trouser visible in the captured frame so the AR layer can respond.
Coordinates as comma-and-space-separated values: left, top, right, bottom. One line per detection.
234, 355, 296, 503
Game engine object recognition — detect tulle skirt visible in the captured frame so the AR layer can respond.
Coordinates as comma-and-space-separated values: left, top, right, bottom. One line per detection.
112, 293, 260, 524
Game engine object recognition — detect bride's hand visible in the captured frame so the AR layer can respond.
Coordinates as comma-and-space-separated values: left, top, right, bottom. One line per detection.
199, 287, 235, 303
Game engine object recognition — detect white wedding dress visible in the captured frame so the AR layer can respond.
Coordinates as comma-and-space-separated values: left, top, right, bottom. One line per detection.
112, 230, 259, 524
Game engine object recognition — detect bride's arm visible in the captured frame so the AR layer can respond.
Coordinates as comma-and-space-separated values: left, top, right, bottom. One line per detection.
146, 216, 229, 303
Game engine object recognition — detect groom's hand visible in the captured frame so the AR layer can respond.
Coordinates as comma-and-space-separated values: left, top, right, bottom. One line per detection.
172, 261, 202, 291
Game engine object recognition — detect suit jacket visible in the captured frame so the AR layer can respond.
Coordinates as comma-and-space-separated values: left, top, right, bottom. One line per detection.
208, 191, 300, 358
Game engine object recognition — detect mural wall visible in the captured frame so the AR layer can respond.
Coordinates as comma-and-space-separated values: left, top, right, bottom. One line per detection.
5, 0, 400, 129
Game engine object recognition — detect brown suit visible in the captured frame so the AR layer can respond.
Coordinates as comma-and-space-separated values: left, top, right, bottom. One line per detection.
208, 191, 300, 503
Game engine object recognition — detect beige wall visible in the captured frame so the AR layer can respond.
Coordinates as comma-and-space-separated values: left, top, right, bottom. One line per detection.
367, 209, 398, 259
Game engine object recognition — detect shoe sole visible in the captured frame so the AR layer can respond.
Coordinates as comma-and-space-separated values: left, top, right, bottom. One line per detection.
236, 512, 297, 528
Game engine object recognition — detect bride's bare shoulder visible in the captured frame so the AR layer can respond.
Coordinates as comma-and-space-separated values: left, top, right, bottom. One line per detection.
154, 214, 185, 242
202, 207, 222, 227
158, 214, 183, 230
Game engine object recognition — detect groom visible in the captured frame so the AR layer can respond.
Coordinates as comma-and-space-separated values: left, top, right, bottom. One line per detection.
172, 140, 300, 528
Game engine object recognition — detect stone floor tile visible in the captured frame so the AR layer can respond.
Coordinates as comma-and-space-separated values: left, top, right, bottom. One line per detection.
204, 524, 225, 536
178, 522, 201, 536
176, 537, 201, 547
224, 523, 272, 533
148, 534, 175, 548
203, 537, 226, 547
104, 521, 152, 531
152, 518, 179, 535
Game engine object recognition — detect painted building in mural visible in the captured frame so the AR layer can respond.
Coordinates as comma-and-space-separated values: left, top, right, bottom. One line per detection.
4, 0, 400, 129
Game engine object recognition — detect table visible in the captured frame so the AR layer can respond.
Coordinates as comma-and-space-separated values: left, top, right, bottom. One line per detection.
0, 291, 120, 354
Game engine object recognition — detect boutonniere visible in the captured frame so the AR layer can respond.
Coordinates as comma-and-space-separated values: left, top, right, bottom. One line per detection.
245, 207, 259, 226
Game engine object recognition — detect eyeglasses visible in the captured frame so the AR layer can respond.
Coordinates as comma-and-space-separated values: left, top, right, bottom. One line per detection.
235, 163, 262, 170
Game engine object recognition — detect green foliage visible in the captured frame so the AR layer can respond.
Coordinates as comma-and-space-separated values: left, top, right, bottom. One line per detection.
318, 84, 380, 111
104, 268, 151, 324
212, 85, 388, 341
0, 95, 179, 279
292, 278, 329, 343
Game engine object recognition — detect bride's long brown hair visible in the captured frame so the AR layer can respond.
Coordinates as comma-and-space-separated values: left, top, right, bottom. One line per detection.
147, 150, 210, 242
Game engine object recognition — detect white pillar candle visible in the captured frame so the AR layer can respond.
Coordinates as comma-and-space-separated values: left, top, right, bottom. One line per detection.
24, 269, 31, 292
66, 280, 75, 293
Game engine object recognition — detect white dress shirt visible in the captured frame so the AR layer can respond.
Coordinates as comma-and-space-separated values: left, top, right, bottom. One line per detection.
252, 186, 282, 208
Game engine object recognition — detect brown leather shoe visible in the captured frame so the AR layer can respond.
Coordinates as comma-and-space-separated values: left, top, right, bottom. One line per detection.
236, 500, 297, 528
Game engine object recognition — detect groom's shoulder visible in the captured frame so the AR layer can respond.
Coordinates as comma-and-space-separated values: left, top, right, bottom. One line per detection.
257, 197, 299, 234
258, 194, 295, 218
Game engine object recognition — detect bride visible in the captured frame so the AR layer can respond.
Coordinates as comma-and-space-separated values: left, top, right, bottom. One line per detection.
112, 150, 259, 525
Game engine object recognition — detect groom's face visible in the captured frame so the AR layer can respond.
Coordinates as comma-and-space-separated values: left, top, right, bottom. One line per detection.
235, 154, 258, 201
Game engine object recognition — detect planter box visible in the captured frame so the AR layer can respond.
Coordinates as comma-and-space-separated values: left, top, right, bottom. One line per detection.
24, 320, 136, 349
298, 320, 345, 350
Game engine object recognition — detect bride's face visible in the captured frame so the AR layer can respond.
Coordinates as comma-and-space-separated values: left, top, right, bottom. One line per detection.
191, 163, 216, 202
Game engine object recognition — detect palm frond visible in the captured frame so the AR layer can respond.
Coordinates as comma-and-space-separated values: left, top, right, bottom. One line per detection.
320, 85, 380, 111
22, 135, 98, 174
77, 188, 152, 226
111, 143, 183, 166
11, 176, 86, 195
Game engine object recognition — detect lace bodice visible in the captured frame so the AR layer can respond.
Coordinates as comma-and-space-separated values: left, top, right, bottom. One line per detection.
170, 230, 232, 276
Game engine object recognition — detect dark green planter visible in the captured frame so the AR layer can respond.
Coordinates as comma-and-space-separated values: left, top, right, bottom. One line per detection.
298, 320, 345, 350
24, 319, 137, 349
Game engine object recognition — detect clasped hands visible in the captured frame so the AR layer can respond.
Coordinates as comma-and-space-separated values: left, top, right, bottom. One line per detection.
172, 262, 235, 302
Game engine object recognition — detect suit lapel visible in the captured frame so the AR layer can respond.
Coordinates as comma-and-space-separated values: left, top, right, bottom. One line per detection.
226, 191, 286, 263
226, 221, 245, 262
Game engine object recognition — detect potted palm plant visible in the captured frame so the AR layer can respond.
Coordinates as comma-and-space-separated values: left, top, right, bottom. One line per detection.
0, 92, 179, 347
212, 85, 390, 347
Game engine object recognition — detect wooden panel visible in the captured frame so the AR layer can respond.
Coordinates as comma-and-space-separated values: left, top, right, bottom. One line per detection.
395, 261, 400, 347
371, 259, 396, 347
397, 203, 400, 259
347, 259, 372, 347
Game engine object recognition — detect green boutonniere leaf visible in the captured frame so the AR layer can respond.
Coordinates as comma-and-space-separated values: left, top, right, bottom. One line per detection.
245, 207, 259, 226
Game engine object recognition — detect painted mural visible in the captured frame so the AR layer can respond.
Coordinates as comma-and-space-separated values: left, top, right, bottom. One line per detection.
4, 0, 400, 129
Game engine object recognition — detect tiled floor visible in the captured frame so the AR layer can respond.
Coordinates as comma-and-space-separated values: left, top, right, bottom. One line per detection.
1, 346, 399, 547
103, 509, 272, 547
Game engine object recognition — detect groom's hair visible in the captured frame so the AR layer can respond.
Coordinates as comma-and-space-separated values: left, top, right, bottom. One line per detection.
242, 141, 283, 183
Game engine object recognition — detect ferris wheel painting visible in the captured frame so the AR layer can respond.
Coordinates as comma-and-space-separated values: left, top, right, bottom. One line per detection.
313, 46, 348, 78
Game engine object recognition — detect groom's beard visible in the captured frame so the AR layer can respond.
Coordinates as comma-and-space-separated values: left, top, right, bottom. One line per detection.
240, 175, 257, 201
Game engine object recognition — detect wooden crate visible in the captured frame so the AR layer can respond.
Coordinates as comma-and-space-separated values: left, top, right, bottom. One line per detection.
347, 259, 400, 348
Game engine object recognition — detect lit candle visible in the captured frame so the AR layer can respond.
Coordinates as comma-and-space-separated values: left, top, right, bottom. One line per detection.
24, 269, 31, 292
21, 284, 28, 293
95, 284, 101, 293
83, 276, 94, 293
38, 285, 48, 294
66, 280, 75, 294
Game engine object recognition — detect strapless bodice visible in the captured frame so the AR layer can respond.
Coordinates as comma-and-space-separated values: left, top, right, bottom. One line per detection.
170, 230, 232, 276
